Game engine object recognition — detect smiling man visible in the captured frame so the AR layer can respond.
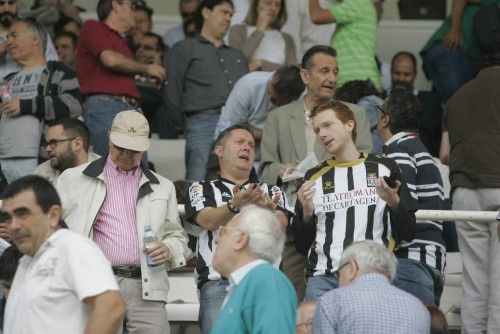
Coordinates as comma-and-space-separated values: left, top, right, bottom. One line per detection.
185, 123, 292, 334
33, 118, 99, 185
57, 110, 188, 333
1, 175, 125, 334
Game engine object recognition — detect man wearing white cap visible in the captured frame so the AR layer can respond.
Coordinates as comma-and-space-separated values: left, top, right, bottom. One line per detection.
56, 110, 189, 334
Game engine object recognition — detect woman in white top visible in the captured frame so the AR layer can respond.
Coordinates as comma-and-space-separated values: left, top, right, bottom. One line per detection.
229, 0, 297, 71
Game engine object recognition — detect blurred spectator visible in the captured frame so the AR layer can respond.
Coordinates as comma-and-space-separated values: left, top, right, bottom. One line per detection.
210, 205, 296, 334
229, 0, 297, 71
0, 246, 22, 332
426, 304, 449, 334
20, 0, 83, 36
77, 0, 166, 157
309, 0, 381, 89
57, 111, 189, 333
312, 241, 430, 333
440, 36, 500, 333
335, 79, 384, 154
0, 0, 58, 78
282, 0, 336, 61
214, 65, 304, 162
128, 0, 153, 48
135, 32, 179, 138
185, 125, 291, 333
163, 0, 200, 48
2, 175, 125, 334
294, 101, 415, 301
54, 31, 77, 69
378, 90, 446, 306
53, 15, 81, 36
296, 301, 316, 334
387, 51, 444, 158
0, 18, 82, 183
166, 0, 248, 181
420, 0, 498, 105
33, 118, 99, 185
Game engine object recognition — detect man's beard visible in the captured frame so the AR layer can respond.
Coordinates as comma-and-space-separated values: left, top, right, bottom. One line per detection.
0, 12, 15, 29
51, 151, 77, 173
392, 81, 414, 91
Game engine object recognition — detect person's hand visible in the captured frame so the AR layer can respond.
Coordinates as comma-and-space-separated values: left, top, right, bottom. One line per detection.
249, 59, 263, 72
145, 64, 166, 81
144, 241, 172, 265
278, 162, 298, 178
442, 28, 463, 49
257, 192, 281, 211
232, 183, 265, 208
375, 177, 400, 209
1, 99, 21, 117
297, 180, 316, 221
0, 222, 11, 243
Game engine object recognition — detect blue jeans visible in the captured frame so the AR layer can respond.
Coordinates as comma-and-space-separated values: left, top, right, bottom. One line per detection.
304, 275, 339, 301
83, 95, 140, 157
198, 278, 229, 334
0, 157, 38, 183
393, 258, 444, 306
422, 42, 478, 104
184, 111, 220, 181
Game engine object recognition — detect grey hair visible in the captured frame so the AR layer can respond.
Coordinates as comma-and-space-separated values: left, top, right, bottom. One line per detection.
237, 205, 285, 263
339, 240, 397, 282
14, 18, 47, 54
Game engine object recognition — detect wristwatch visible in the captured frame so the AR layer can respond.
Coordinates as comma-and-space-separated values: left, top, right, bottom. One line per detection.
227, 199, 239, 214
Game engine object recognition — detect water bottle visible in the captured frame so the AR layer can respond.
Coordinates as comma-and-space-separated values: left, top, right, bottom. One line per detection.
144, 225, 160, 267
0, 77, 12, 102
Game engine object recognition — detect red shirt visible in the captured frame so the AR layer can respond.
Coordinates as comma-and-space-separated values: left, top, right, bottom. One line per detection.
76, 20, 139, 99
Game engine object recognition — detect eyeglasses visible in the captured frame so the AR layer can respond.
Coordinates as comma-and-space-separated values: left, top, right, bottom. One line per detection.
43, 137, 76, 150
218, 225, 242, 236
296, 318, 313, 329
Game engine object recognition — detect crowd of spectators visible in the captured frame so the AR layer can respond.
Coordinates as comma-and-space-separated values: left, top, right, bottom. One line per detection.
0, 0, 499, 333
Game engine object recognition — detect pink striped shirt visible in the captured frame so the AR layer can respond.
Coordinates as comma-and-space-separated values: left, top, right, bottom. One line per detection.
92, 157, 142, 265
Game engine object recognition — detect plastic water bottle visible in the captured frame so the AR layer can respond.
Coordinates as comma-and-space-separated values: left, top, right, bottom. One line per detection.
144, 225, 160, 267
0, 77, 12, 102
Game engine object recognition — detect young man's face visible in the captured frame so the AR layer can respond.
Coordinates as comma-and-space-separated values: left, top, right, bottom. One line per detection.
135, 35, 162, 65
44, 125, 78, 173
202, 2, 233, 40
134, 8, 152, 34
312, 109, 354, 155
2, 190, 58, 257
54, 36, 77, 68
301, 53, 339, 104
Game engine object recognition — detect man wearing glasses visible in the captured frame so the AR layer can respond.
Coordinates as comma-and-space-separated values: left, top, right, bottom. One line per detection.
34, 118, 99, 185
77, 0, 166, 157
0, 18, 82, 183
57, 110, 188, 333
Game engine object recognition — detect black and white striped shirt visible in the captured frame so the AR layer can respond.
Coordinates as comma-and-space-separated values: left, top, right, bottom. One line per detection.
294, 153, 417, 277
384, 132, 446, 274
185, 177, 292, 287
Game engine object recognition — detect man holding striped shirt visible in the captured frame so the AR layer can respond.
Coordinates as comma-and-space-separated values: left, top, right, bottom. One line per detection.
295, 100, 416, 301
377, 89, 446, 306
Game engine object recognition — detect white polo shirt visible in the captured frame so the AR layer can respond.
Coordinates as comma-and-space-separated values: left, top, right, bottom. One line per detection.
4, 229, 119, 334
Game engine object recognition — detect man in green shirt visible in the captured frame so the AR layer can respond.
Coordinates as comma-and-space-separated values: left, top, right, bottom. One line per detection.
309, 0, 380, 89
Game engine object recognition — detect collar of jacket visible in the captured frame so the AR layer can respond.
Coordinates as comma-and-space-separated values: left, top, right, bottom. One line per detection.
82, 155, 159, 199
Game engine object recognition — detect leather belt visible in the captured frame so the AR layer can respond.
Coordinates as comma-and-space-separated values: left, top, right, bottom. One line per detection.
112, 265, 141, 279
85, 94, 140, 107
